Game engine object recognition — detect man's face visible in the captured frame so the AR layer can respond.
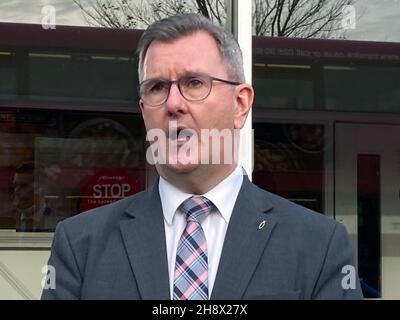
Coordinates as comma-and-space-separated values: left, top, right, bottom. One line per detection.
140, 31, 249, 175
12, 172, 34, 210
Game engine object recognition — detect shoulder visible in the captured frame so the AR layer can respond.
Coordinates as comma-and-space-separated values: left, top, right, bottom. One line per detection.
248, 182, 355, 272
247, 180, 342, 240
248, 179, 335, 222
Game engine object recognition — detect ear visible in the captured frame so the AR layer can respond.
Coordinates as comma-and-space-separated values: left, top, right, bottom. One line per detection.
139, 99, 145, 114
139, 100, 151, 133
233, 84, 254, 129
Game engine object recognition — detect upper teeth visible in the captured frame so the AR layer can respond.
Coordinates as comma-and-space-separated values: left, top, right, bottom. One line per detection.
178, 129, 192, 136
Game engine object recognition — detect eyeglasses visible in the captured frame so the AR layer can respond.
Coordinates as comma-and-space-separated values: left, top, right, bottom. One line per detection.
138, 72, 241, 107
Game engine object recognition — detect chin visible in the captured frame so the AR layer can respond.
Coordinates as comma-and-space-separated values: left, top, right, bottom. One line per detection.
164, 160, 200, 173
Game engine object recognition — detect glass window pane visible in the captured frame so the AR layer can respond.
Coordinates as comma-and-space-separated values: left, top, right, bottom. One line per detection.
0, 0, 87, 27
347, 2, 400, 43
0, 110, 146, 233
253, 123, 324, 213
0, 52, 16, 100
324, 65, 400, 113
29, 53, 137, 106
253, 64, 314, 110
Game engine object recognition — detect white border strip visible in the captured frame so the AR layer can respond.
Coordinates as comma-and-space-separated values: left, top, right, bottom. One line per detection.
0, 261, 36, 300
232, 0, 254, 177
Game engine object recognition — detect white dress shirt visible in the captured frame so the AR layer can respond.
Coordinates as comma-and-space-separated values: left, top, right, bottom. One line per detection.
159, 165, 244, 299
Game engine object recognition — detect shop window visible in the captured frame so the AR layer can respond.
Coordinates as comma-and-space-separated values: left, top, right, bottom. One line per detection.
252, 122, 324, 213
0, 110, 146, 233
253, 64, 314, 110
0, 51, 16, 100
29, 52, 137, 107
324, 65, 400, 113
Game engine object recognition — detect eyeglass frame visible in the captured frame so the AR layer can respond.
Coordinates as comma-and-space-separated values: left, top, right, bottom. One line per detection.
138, 72, 242, 107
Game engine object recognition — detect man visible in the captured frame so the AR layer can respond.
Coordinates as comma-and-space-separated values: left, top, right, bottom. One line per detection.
42, 13, 363, 299
12, 162, 52, 232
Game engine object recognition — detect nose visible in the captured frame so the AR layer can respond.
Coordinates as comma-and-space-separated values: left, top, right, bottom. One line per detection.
165, 82, 187, 116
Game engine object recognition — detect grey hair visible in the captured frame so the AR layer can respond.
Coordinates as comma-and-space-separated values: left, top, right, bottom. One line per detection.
137, 13, 245, 83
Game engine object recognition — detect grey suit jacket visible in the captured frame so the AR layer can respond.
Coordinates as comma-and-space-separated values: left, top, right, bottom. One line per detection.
41, 175, 363, 299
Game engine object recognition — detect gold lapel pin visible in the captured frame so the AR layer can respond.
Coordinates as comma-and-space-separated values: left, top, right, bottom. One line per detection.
258, 220, 267, 230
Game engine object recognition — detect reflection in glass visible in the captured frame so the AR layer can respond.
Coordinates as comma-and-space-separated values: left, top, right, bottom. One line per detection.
253, 64, 313, 110
74, 0, 227, 28
324, 66, 400, 113
0, 51, 16, 100
0, 111, 146, 232
253, 123, 324, 213
357, 154, 381, 298
29, 53, 137, 105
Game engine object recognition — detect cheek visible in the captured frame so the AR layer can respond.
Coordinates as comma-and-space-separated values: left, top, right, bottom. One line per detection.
142, 112, 152, 130
198, 99, 235, 129
142, 110, 161, 130
213, 105, 235, 129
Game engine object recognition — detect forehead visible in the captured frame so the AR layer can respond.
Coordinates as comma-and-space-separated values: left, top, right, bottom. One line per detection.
13, 173, 33, 184
143, 31, 225, 79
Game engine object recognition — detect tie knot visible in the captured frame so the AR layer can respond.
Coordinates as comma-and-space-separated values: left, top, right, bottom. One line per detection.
180, 196, 213, 224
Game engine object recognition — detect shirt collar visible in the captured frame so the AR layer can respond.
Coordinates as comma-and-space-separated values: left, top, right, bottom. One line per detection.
18, 204, 45, 223
159, 165, 244, 225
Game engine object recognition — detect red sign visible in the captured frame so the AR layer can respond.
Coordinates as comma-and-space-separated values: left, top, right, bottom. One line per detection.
80, 169, 142, 212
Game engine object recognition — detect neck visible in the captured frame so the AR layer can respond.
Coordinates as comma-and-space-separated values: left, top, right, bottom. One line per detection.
17, 205, 34, 217
158, 163, 237, 194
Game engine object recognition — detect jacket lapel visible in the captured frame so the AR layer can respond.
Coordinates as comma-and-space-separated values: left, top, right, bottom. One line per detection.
119, 180, 170, 300
211, 176, 277, 299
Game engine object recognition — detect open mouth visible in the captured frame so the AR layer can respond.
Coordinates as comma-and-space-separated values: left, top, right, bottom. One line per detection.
170, 127, 194, 142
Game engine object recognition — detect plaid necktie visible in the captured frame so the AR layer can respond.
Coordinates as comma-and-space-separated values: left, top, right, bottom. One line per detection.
173, 196, 213, 300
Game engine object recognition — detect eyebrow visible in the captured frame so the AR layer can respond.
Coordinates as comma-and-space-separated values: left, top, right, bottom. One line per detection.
143, 71, 207, 82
